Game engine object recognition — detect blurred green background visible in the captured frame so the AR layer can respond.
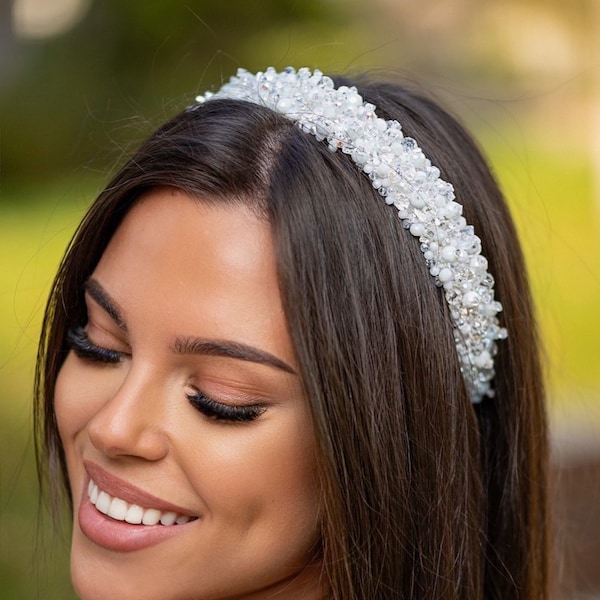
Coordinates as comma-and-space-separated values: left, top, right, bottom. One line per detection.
1, 0, 599, 598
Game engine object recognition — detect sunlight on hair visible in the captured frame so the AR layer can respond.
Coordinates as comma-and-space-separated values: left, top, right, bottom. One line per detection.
12, 0, 91, 39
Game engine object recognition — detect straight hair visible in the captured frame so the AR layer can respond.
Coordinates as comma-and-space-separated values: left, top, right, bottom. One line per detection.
35, 75, 549, 599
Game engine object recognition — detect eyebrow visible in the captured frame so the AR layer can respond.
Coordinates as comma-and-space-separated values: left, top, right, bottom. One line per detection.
84, 278, 128, 332
84, 278, 295, 375
172, 337, 296, 375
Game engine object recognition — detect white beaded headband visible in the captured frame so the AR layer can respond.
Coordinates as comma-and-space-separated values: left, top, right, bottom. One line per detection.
195, 67, 507, 403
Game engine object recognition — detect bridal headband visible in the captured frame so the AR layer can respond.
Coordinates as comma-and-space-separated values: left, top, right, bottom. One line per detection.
194, 67, 507, 402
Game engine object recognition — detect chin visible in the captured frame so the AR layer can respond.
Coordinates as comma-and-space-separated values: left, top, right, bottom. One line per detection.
69, 534, 167, 600
70, 552, 132, 600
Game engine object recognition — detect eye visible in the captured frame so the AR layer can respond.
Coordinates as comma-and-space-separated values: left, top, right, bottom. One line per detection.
186, 389, 266, 423
66, 326, 127, 364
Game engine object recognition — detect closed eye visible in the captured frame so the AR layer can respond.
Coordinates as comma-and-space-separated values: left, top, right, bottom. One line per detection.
185, 389, 266, 423
66, 326, 128, 364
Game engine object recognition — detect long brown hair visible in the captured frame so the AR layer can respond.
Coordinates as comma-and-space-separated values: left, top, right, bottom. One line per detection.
35, 75, 549, 599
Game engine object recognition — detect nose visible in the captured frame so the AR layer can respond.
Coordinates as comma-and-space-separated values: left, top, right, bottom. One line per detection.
87, 367, 169, 461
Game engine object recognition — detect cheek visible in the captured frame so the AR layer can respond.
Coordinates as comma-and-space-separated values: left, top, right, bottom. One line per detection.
55, 353, 89, 446
178, 417, 322, 572
182, 413, 321, 528
54, 354, 120, 466
54, 354, 87, 503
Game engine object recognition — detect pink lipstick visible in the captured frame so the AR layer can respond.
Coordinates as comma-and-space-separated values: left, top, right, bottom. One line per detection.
78, 461, 198, 552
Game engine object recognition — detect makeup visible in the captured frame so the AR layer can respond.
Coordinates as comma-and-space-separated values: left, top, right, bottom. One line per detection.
185, 389, 266, 421
55, 192, 321, 597
67, 326, 124, 364
78, 462, 198, 553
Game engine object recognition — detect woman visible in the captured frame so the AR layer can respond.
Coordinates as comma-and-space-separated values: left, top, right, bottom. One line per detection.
35, 67, 549, 599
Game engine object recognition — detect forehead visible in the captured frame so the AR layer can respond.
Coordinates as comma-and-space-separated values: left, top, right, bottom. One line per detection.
106, 188, 271, 272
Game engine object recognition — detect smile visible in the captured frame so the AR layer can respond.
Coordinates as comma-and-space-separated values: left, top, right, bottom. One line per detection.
88, 478, 193, 525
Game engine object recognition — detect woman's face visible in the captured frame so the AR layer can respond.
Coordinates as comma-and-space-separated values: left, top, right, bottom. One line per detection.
55, 189, 323, 600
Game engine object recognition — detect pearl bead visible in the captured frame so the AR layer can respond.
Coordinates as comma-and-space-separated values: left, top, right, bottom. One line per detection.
441, 245, 457, 262
410, 223, 425, 237
438, 267, 453, 283
410, 194, 426, 209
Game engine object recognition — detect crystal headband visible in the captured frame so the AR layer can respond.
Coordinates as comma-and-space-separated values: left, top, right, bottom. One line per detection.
195, 67, 507, 402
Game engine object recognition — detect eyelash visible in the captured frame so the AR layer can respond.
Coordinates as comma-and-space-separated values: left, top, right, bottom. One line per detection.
66, 326, 126, 364
66, 326, 265, 423
186, 389, 266, 423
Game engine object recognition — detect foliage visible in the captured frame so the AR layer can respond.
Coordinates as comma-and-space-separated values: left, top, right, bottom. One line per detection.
1, 0, 360, 185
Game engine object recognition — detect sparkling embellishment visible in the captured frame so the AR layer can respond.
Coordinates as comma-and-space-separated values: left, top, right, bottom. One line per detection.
194, 67, 507, 402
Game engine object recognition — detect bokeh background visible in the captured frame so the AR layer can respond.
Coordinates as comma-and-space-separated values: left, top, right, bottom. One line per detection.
1, 0, 599, 598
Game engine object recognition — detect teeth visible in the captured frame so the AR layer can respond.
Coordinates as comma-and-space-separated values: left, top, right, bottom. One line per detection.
87, 478, 193, 526
96, 491, 111, 514
142, 509, 161, 526
125, 504, 144, 525
108, 497, 128, 521
160, 512, 177, 526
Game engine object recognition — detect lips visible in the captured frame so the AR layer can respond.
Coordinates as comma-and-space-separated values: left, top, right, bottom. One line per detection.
78, 461, 198, 552
84, 460, 197, 517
